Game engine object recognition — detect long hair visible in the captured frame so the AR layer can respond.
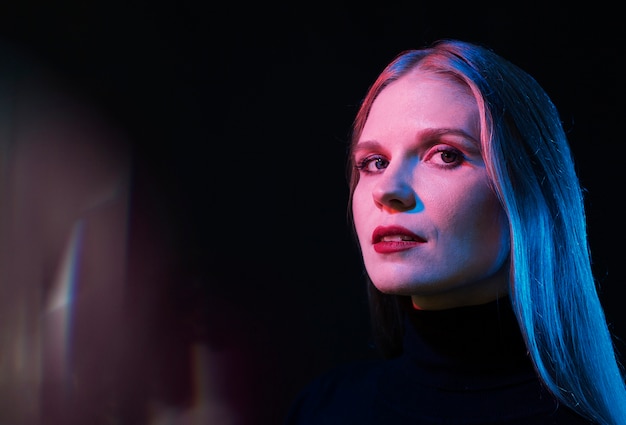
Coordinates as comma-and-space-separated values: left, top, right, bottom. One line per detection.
346, 39, 626, 425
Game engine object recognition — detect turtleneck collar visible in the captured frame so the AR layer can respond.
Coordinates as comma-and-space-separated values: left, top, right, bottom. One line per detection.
399, 296, 537, 390
373, 297, 562, 421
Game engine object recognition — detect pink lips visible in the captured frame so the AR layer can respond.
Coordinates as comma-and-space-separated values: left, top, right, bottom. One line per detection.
372, 225, 425, 254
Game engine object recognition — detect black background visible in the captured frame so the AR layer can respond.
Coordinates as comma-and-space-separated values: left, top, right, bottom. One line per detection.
0, 2, 624, 424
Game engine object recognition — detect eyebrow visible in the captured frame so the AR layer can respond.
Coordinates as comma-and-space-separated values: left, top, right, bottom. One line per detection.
355, 127, 480, 151
419, 127, 480, 145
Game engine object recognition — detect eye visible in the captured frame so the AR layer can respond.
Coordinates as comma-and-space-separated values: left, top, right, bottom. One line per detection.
428, 146, 464, 167
355, 154, 389, 174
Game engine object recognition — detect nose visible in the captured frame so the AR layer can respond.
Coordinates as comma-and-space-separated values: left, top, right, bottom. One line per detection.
372, 163, 418, 212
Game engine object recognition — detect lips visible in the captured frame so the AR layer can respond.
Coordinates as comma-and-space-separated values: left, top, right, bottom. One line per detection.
372, 225, 425, 254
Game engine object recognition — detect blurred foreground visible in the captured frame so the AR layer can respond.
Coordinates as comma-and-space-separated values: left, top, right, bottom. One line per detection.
0, 43, 252, 425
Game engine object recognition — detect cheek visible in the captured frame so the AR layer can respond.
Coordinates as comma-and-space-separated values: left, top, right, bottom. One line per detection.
352, 184, 372, 221
438, 183, 509, 256
466, 194, 510, 264
351, 186, 369, 237
492, 207, 510, 254
476, 192, 507, 235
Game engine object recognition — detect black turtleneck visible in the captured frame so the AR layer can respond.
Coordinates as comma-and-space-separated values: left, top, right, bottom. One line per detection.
284, 297, 593, 425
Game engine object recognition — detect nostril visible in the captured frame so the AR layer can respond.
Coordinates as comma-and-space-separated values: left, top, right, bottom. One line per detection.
375, 193, 417, 213
390, 197, 417, 212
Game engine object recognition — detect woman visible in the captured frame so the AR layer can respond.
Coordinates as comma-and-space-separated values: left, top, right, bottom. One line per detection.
285, 39, 626, 424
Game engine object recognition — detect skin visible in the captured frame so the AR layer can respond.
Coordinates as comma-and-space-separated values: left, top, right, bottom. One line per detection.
351, 70, 511, 310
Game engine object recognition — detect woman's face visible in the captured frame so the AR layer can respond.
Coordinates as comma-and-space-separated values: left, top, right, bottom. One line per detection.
351, 71, 510, 310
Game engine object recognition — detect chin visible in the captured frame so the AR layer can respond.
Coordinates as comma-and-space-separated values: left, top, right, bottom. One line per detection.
371, 281, 420, 296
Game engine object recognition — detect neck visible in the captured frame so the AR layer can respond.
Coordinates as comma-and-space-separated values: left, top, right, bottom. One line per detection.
410, 262, 510, 310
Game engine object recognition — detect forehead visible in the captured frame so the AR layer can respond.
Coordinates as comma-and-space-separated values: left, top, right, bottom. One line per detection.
378, 70, 475, 111
362, 71, 479, 136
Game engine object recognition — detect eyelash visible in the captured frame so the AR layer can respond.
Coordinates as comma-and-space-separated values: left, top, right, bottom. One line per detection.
355, 155, 388, 173
355, 147, 464, 174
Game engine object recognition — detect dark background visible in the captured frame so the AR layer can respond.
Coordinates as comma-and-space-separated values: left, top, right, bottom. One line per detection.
0, 2, 624, 424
